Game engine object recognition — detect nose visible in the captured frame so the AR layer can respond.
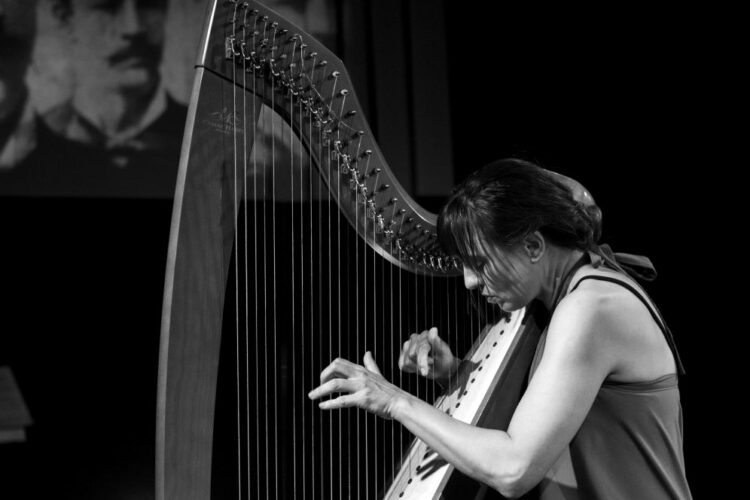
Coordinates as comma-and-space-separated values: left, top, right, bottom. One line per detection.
463, 266, 482, 290
118, 0, 142, 35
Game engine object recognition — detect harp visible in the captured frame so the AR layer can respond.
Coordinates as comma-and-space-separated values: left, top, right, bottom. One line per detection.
156, 1, 547, 499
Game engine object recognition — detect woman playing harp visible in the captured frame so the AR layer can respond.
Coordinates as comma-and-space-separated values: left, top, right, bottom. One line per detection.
310, 158, 692, 499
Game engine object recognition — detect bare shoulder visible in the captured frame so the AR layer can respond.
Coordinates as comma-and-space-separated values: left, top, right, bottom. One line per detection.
550, 272, 676, 381
543, 283, 622, 373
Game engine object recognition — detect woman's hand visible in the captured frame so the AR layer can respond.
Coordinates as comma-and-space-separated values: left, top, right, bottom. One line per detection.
398, 327, 459, 381
308, 352, 408, 419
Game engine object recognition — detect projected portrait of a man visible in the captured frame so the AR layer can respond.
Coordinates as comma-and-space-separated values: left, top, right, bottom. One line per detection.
1, 0, 187, 197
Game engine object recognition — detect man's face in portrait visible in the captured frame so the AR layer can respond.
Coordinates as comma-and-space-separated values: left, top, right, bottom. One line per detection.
66, 0, 167, 94
0, 0, 36, 118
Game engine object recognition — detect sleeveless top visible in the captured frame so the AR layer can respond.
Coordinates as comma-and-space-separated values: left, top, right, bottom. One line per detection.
531, 244, 692, 500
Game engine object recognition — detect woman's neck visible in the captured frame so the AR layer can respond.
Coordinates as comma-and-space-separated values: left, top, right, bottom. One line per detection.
537, 246, 585, 310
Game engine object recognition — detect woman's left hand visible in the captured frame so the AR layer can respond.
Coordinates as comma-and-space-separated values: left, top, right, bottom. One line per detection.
308, 351, 408, 419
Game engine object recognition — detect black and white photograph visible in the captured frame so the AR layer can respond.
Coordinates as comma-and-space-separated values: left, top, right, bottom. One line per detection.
1, 0, 724, 499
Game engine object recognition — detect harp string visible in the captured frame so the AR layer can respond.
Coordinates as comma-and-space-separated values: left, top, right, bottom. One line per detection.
288, 41, 298, 500
365, 152, 371, 500
424, 271, 430, 402
331, 76, 343, 500
307, 68, 316, 500
354, 111, 361, 500
382, 216, 388, 491
326, 119, 331, 497
337, 99, 351, 499
298, 95, 307, 500
241, 13, 251, 500
317, 118, 325, 500
230, 4, 241, 497
373, 175, 379, 499
252, 30, 261, 500
399, 254, 406, 479
263, 65, 271, 500
333, 135, 341, 500
271, 24, 279, 500
389, 239, 395, 483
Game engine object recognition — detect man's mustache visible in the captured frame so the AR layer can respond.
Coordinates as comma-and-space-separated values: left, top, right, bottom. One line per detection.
107, 37, 162, 66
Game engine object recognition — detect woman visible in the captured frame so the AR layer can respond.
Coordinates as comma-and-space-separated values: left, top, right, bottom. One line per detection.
308, 158, 691, 499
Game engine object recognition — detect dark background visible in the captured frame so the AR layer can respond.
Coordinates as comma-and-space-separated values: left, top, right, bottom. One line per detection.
1, 2, 722, 499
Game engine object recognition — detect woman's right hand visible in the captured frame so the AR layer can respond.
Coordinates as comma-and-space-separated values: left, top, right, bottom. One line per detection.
398, 327, 459, 381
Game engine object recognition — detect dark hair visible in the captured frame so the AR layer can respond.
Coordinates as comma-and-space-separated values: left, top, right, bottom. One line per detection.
438, 158, 602, 270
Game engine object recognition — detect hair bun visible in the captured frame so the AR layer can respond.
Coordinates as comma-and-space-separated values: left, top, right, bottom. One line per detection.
574, 202, 603, 247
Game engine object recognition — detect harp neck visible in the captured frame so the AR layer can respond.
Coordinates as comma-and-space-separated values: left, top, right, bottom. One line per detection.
197, 0, 460, 276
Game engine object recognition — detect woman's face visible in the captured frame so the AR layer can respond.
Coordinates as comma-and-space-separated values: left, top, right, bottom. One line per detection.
462, 241, 540, 312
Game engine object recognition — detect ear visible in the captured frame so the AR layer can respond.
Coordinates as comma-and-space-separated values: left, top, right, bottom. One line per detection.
522, 231, 545, 263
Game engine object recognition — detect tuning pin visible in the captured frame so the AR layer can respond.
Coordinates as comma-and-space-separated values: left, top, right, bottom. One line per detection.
339, 162, 350, 176
376, 215, 386, 233
225, 36, 236, 60
383, 230, 394, 246
349, 175, 360, 192
366, 200, 377, 219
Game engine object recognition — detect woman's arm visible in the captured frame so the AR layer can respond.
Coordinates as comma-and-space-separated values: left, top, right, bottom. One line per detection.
309, 288, 616, 497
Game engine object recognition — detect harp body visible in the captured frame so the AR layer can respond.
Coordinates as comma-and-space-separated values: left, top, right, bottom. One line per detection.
156, 1, 547, 499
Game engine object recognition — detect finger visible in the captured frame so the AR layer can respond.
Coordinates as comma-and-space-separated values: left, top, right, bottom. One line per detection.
416, 343, 432, 376
407, 333, 422, 360
399, 340, 418, 373
319, 357, 358, 384
308, 378, 353, 400
427, 326, 449, 354
363, 351, 382, 375
398, 342, 407, 370
427, 327, 439, 343
318, 393, 356, 410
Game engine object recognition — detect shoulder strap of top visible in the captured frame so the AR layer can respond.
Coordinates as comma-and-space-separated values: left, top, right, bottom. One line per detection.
589, 243, 658, 282
570, 274, 686, 376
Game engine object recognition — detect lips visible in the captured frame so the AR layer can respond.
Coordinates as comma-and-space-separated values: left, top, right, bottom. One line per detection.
108, 40, 160, 67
